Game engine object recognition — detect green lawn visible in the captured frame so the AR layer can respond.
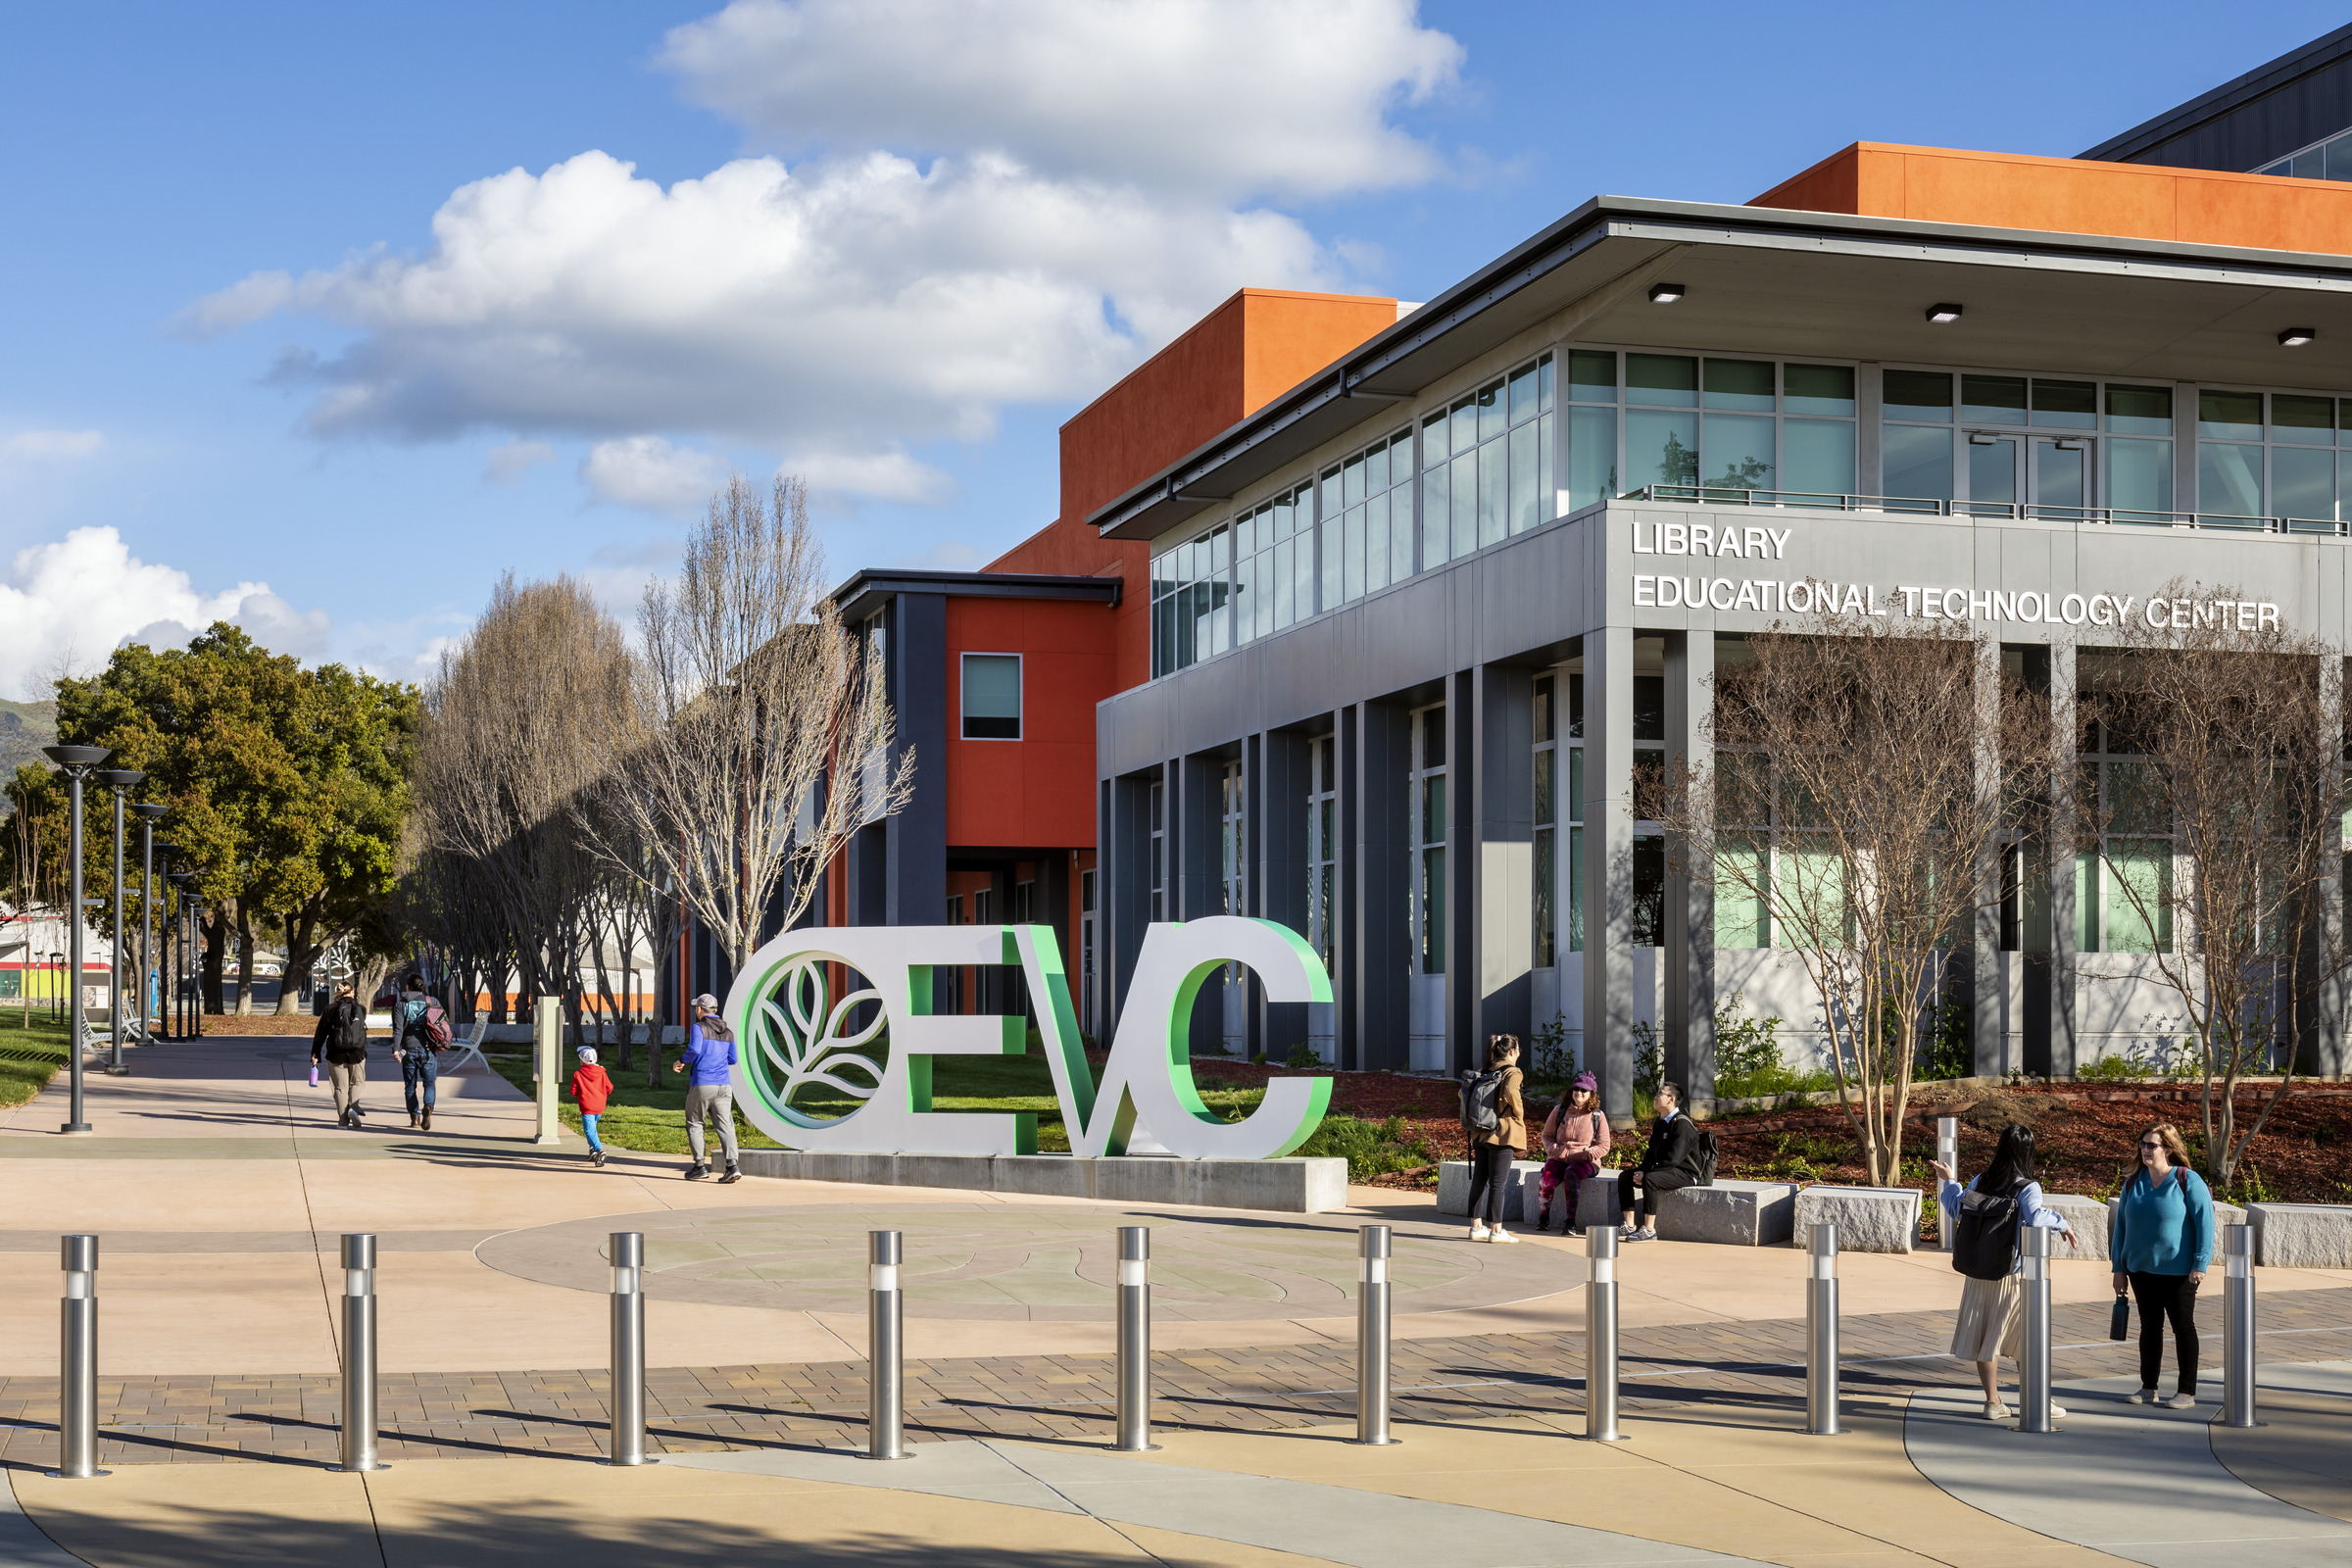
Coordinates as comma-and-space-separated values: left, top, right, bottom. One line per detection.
483, 1042, 1427, 1179
0, 1014, 75, 1110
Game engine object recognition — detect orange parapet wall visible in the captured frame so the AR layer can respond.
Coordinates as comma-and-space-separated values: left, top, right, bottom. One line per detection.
1754, 142, 2352, 256
989, 286, 1398, 693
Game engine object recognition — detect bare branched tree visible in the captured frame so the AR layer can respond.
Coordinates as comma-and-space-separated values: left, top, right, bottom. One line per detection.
592, 474, 913, 980
1658, 610, 2052, 1186
417, 575, 630, 1033
2081, 579, 2339, 1188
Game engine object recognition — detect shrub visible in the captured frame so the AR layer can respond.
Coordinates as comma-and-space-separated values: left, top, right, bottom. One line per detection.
1297, 1113, 1435, 1183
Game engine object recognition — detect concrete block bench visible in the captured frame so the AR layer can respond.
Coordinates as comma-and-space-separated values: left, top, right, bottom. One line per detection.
1655, 1179, 1797, 1246
2039, 1194, 2113, 1262
2250, 1203, 2352, 1267
1792, 1185, 1921, 1253
1436, 1159, 1545, 1223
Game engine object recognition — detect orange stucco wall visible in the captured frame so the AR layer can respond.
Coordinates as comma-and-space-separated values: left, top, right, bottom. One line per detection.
987, 287, 1397, 692
944, 595, 1117, 849
1754, 141, 2352, 254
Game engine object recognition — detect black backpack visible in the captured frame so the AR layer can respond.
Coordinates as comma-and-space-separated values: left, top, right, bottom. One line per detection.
1460, 1069, 1501, 1133
1692, 1126, 1719, 1186
1951, 1178, 2028, 1281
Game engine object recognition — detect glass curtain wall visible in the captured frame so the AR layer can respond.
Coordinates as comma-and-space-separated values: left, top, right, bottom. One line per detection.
2196, 390, 2352, 525
1564, 351, 1856, 512
1420, 354, 1553, 566
2078, 718, 2173, 954
1307, 735, 1338, 974
1148, 778, 1166, 921
1533, 673, 1557, 969
1410, 705, 1446, 977
1883, 370, 2176, 518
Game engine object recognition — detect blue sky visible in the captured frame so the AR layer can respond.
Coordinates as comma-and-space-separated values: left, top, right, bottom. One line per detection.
1, 1, 2343, 698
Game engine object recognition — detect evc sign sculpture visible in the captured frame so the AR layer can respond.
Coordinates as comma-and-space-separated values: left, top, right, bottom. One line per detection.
723, 916, 1334, 1160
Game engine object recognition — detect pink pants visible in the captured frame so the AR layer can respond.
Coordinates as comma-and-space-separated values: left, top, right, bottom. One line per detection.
1537, 1156, 1598, 1225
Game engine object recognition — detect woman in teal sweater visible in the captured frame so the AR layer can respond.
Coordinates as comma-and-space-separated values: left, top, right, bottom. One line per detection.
2110, 1122, 2215, 1409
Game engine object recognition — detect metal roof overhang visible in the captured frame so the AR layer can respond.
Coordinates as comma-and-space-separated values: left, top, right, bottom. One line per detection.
1090, 195, 2352, 544
832, 566, 1120, 625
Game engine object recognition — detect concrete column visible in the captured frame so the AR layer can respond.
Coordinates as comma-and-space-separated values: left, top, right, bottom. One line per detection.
1473, 664, 1535, 1067
1970, 636, 2005, 1077
1257, 729, 1313, 1063
1354, 703, 1411, 1072
1582, 627, 1639, 1119
1664, 630, 1716, 1103
2032, 643, 2081, 1079
2310, 654, 2346, 1076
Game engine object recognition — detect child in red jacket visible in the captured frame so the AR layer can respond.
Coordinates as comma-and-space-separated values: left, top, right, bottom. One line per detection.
569, 1046, 613, 1168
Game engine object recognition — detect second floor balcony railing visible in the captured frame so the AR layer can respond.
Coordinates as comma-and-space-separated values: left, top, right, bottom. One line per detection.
1621, 484, 2346, 537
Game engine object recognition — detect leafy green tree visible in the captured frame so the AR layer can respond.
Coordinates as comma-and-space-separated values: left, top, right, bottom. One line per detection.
55, 623, 418, 1015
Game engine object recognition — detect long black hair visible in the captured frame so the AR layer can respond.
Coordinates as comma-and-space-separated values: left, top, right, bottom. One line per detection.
1979, 1123, 2038, 1193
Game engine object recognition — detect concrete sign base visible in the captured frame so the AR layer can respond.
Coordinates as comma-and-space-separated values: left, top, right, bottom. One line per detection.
734, 1151, 1350, 1213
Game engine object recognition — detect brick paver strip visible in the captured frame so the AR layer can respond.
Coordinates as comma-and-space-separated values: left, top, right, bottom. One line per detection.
6, 1287, 2349, 1467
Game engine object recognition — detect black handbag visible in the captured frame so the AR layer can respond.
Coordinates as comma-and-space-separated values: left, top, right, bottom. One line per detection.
2109, 1293, 2131, 1341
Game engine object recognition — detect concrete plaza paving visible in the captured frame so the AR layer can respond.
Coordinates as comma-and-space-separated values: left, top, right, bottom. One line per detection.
1, 1033, 2350, 1565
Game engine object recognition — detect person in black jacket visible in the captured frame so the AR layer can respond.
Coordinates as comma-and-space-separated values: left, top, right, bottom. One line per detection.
1617, 1082, 1701, 1241
310, 981, 371, 1129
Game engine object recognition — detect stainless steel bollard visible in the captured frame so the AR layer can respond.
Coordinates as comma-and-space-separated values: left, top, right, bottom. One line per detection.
2222, 1223, 2258, 1428
48, 1235, 106, 1479
1114, 1225, 1159, 1450
604, 1232, 657, 1466
867, 1230, 907, 1459
1805, 1222, 1841, 1435
1936, 1117, 1960, 1250
1354, 1225, 1399, 1446
2018, 1226, 2054, 1433
1584, 1226, 1625, 1442
331, 1234, 386, 1471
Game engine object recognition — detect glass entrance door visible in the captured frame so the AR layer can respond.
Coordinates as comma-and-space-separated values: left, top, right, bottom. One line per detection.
1963, 433, 2091, 516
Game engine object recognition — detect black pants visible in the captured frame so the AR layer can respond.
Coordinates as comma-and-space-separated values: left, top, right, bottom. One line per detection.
1465, 1146, 1515, 1225
2129, 1271, 2200, 1394
1621, 1169, 1695, 1227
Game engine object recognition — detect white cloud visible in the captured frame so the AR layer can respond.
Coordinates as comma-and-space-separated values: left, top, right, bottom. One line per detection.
2, 430, 104, 462
581, 435, 723, 513
659, 0, 1461, 200
484, 438, 557, 483
184, 1, 1460, 507
0, 528, 332, 700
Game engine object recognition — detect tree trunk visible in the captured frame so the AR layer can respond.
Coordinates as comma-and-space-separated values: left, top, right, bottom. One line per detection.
233, 901, 255, 1015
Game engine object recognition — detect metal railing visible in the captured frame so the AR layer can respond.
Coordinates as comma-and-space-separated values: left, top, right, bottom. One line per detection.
1624, 484, 2344, 537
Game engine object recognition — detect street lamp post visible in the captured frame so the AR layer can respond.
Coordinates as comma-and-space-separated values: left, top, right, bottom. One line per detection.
93, 770, 143, 1075
131, 808, 165, 1045
41, 744, 112, 1135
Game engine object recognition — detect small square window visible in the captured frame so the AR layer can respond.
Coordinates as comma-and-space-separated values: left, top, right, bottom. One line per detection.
961, 654, 1021, 740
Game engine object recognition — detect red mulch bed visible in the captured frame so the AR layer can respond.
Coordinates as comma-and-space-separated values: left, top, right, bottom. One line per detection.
1192, 1061, 2352, 1210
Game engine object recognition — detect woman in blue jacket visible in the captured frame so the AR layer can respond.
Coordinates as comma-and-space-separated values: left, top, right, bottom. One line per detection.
2111, 1122, 2214, 1409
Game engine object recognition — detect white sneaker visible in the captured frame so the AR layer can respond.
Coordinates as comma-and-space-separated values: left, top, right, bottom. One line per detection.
1469, 1223, 1491, 1242
2164, 1392, 2197, 1410
1983, 1398, 2010, 1420
2126, 1388, 2155, 1404
1490, 1227, 1519, 1244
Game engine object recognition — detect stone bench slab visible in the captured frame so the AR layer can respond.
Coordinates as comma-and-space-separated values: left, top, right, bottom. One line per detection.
2250, 1202, 2352, 1268
735, 1152, 1348, 1213
1793, 1185, 1921, 1253
1655, 1179, 1797, 1246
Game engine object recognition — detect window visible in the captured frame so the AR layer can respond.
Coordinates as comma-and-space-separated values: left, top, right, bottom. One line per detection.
1308, 734, 1339, 973
2196, 389, 2352, 526
1569, 351, 1854, 509
1566, 670, 1586, 952
2255, 126, 2352, 179
1411, 704, 1447, 975
1884, 369, 2177, 521
2080, 719, 2173, 954
1422, 352, 1553, 564
1078, 868, 1097, 1038
1219, 760, 1246, 915
1533, 674, 1556, 969
960, 654, 1021, 739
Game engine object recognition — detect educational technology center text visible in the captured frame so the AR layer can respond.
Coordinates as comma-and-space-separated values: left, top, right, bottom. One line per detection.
1629, 519, 2281, 629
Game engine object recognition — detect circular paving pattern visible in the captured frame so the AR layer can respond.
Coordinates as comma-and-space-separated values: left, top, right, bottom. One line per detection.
476, 1204, 1583, 1321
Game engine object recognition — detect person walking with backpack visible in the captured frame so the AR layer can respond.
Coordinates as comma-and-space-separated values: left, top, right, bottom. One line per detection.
310, 980, 370, 1129
1932, 1122, 2077, 1420
1459, 1034, 1526, 1243
2112, 1122, 2214, 1409
392, 973, 440, 1131
670, 993, 741, 1183
1617, 1082, 1705, 1241
1534, 1072, 1610, 1235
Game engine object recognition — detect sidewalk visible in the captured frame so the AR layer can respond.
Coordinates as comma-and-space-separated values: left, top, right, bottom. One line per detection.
2, 1033, 2348, 1566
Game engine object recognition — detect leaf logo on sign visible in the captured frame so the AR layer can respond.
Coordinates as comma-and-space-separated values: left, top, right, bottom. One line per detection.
752, 956, 885, 1113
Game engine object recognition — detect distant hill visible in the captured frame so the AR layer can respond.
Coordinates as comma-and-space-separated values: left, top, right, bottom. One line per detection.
0, 700, 57, 782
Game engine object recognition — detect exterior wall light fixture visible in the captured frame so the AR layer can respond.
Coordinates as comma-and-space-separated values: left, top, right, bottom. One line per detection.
2279, 326, 2318, 347
1926, 304, 1964, 324
1648, 282, 1685, 304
